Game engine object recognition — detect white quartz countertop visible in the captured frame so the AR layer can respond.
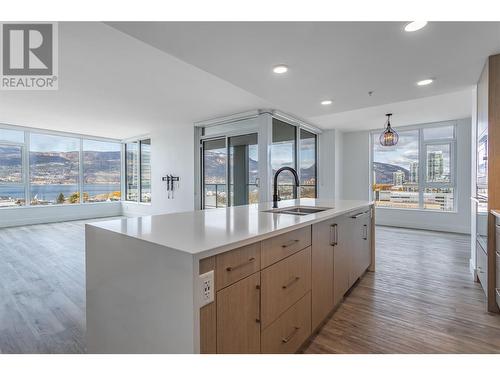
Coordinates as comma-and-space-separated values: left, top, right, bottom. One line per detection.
87, 199, 373, 258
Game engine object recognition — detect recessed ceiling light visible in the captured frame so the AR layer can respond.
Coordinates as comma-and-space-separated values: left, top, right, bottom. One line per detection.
404, 21, 428, 32
273, 65, 288, 74
321, 100, 333, 106
417, 79, 434, 86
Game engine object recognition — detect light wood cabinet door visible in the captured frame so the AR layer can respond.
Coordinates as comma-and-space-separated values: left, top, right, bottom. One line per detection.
216, 242, 261, 290
261, 292, 311, 354
216, 272, 261, 353
333, 216, 350, 306
261, 247, 311, 328
311, 219, 335, 330
348, 210, 371, 285
261, 226, 311, 268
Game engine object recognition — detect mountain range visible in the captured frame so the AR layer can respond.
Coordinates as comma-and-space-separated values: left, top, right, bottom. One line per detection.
373, 162, 410, 184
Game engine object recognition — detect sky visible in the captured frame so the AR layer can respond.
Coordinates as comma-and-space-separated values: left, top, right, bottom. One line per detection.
373, 125, 452, 172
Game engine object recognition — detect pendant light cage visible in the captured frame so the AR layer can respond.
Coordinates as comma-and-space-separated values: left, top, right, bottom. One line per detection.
379, 113, 399, 146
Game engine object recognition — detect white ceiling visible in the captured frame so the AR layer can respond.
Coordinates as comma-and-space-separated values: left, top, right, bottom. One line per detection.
311, 89, 473, 132
0, 22, 498, 138
108, 21, 500, 121
0, 22, 272, 139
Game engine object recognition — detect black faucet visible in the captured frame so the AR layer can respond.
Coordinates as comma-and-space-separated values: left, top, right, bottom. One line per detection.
273, 167, 300, 208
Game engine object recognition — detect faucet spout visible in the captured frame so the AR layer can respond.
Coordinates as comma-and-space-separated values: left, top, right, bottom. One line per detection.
273, 167, 300, 208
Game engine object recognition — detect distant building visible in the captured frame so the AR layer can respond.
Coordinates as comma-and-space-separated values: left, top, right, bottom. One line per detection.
392, 170, 405, 186
427, 151, 444, 181
409, 162, 418, 183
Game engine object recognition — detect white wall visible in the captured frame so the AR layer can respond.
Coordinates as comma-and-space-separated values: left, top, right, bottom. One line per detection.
122, 122, 195, 217
318, 128, 344, 200
341, 118, 471, 234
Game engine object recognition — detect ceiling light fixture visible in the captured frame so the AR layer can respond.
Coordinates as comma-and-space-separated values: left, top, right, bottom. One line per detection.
321, 100, 333, 106
379, 113, 399, 147
404, 21, 428, 32
417, 78, 434, 86
273, 65, 288, 74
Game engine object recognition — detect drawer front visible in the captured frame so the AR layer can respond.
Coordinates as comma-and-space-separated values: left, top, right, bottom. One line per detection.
261, 226, 311, 268
216, 242, 261, 290
261, 292, 311, 354
261, 247, 311, 328
477, 242, 488, 294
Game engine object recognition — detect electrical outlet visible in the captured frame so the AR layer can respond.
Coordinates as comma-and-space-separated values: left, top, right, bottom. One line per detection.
199, 270, 214, 307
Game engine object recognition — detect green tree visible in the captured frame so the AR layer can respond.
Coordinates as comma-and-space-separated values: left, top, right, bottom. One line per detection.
69, 192, 79, 204
56, 193, 65, 204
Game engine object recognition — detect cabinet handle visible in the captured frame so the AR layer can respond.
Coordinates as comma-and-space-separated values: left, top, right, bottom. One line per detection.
363, 224, 368, 240
496, 251, 500, 258
282, 239, 299, 248
281, 326, 300, 343
351, 211, 369, 219
282, 276, 300, 289
226, 257, 256, 272
330, 224, 338, 246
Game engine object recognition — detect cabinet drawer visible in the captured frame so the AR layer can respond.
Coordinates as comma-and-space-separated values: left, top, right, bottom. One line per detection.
261, 247, 311, 328
261, 292, 311, 354
261, 226, 311, 268
477, 242, 488, 294
216, 242, 261, 290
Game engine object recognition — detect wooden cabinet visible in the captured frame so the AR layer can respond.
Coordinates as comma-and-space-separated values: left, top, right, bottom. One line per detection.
261, 292, 311, 354
261, 226, 311, 268
216, 242, 261, 290
333, 216, 350, 306
261, 247, 311, 328
202, 205, 374, 354
348, 209, 371, 287
216, 272, 261, 353
311, 218, 335, 329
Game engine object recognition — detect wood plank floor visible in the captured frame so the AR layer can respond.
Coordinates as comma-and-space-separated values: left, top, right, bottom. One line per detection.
1, 222, 499, 353
305, 226, 500, 354
0, 218, 120, 354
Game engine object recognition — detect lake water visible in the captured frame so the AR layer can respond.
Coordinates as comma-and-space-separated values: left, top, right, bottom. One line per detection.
0, 184, 120, 201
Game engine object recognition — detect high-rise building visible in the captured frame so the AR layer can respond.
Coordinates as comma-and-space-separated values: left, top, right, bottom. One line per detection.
393, 170, 405, 186
427, 151, 444, 181
409, 162, 418, 183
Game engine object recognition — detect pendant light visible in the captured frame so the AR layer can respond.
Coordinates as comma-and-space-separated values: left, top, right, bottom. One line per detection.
379, 113, 399, 146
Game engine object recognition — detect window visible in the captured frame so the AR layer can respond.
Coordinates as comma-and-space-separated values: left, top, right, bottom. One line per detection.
0, 128, 25, 207
299, 129, 317, 198
83, 140, 121, 202
272, 119, 297, 200
372, 124, 456, 211
202, 138, 227, 208
140, 139, 151, 203
30, 133, 80, 205
0, 125, 122, 208
125, 142, 138, 201
125, 139, 151, 203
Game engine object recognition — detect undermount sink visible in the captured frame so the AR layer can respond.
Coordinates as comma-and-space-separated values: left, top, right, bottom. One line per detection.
263, 206, 331, 216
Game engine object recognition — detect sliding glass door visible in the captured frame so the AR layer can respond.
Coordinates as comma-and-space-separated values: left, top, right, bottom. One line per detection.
202, 133, 259, 209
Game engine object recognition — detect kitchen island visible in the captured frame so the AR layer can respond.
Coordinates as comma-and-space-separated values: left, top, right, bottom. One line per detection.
86, 198, 374, 353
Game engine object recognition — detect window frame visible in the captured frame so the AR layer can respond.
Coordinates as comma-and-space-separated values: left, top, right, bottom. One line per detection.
124, 136, 152, 205
0, 123, 122, 209
370, 121, 457, 212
